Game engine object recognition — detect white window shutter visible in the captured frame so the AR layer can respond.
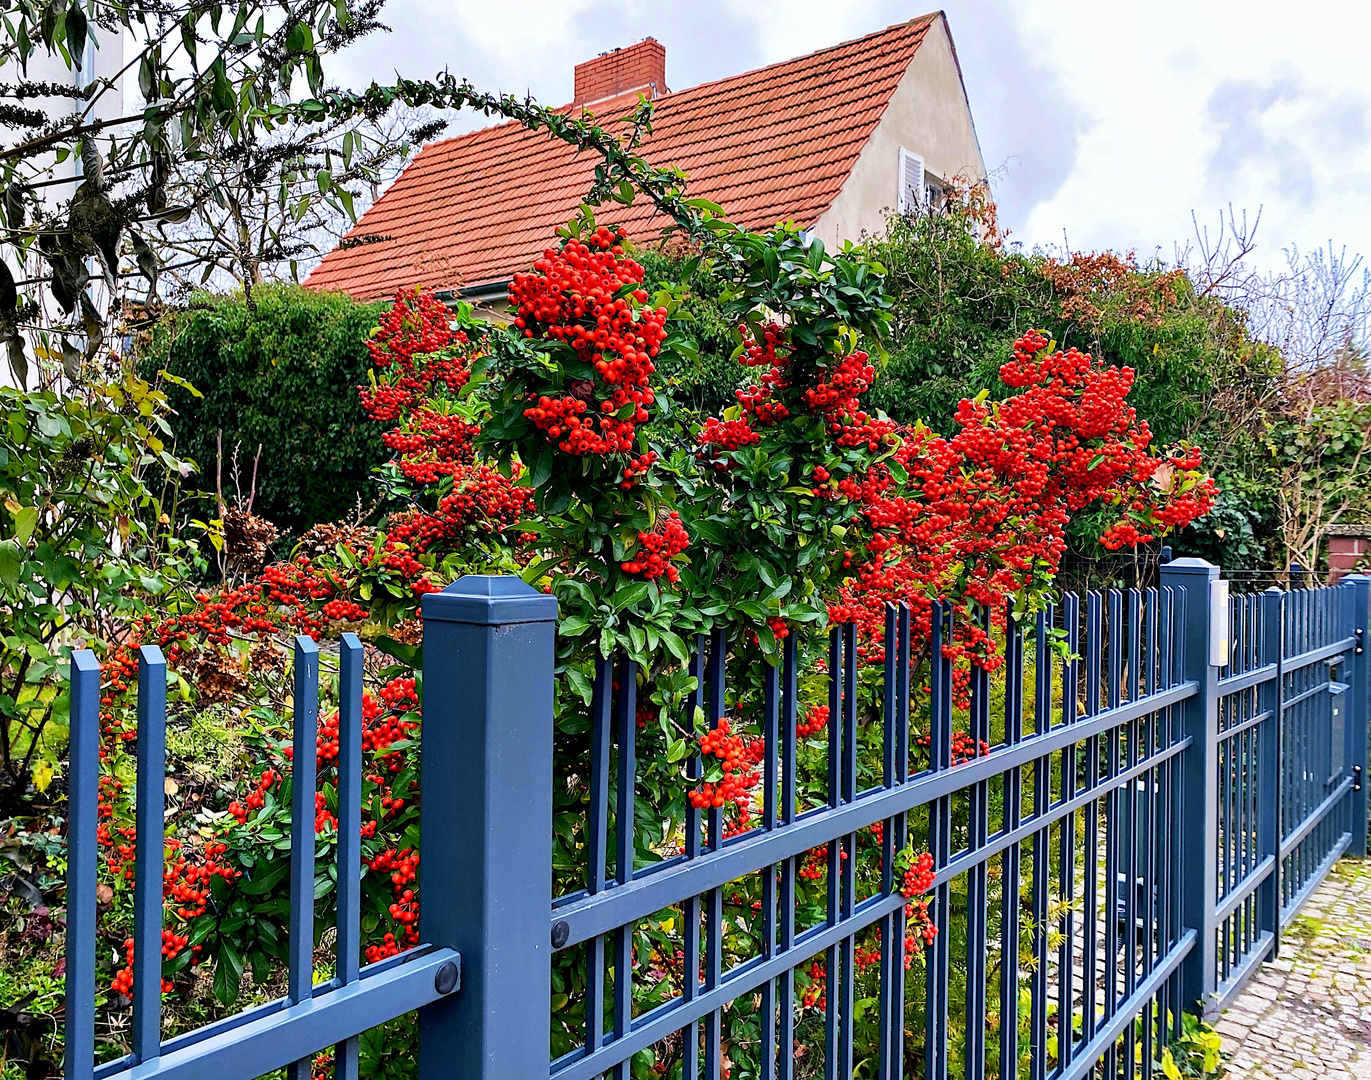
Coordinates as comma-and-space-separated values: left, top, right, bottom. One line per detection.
898, 147, 925, 214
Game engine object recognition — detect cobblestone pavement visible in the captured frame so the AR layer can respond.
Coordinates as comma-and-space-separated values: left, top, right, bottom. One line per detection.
1216, 859, 1371, 1080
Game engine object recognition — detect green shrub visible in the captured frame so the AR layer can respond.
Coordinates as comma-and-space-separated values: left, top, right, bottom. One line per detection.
630, 207, 1285, 579
861, 201, 1283, 577
636, 248, 744, 417
138, 285, 389, 535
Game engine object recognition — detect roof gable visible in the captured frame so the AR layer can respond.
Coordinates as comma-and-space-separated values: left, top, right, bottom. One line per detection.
306, 14, 937, 300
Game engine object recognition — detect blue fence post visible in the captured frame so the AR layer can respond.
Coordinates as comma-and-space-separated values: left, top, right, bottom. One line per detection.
1159, 557, 1221, 1013
65, 650, 100, 1080
1342, 574, 1370, 858
418, 575, 558, 1080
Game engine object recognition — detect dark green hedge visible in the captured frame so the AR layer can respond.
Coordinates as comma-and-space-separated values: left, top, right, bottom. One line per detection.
138, 285, 388, 535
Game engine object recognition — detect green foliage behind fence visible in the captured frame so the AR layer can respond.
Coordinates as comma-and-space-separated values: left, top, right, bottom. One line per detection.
138, 285, 389, 535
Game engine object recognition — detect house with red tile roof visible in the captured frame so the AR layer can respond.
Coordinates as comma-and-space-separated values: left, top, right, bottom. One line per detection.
305, 12, 986, 308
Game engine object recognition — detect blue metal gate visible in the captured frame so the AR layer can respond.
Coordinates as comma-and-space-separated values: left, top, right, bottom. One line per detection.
59, 561, 1369, 1079
1210, 581, 1367, 1008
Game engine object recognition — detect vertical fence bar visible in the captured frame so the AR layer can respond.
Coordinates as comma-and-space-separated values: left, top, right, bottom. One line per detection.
286, 636, 320, 1080
1000, 605, 1024, 1078
680, 635, 706, 1079
761, 658, 780, 1080
334, 633, 364, 1080
1159, 558, 1221, 1013
779, 632, 798, 1080
704, 630, 726, 1080
612, 657, 638, 1080
889, 603, 911, 1077
1058, 594, 1079, 1067
1029, 607, 1051, 1080
926, 603, 953, 1080
65, 650, 100, 1080
878, 605, 898, 1080
586, 655, 613, 1056
132, 646, 167, 1064
825, 627, 842, 1080
965, 608, 990, 1080
1081, 592, 1100, 1043
839, 621, 858, 1080
418, 577, 556, 1080
1344, 575, 1370, 857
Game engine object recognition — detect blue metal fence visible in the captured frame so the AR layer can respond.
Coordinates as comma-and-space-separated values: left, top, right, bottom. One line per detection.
60, 561, 1369, 1079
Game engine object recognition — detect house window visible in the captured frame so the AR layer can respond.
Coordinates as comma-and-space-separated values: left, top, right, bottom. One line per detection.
897, 147, 924, 215
925, 175, 945, 210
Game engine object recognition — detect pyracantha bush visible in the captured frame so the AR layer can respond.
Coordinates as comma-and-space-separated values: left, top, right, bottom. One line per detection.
82, 209, 1213, 1079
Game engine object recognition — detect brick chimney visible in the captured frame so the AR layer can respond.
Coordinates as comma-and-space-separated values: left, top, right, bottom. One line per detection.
573, 38, 667, 107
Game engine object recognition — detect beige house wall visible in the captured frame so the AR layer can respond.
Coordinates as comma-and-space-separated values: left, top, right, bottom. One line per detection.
812, 15, 986, 249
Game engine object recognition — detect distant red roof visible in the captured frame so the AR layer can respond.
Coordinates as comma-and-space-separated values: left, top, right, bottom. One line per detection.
306, 14, 937, 301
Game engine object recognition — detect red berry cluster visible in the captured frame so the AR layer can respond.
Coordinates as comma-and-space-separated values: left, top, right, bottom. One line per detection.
801, 959, 827, 1010
621, 512, 690, 583
322, 599, 368, 622
620, 451, 658, 490
228, 768, 280, 823
803, 352, 898, 451
735, 323, 792, 425
901, 851, 935, 897
828, 328, 1214, 695
511, 227, 667, 456
696, 416, 761, 469
686, 718, 764, 812
796, 704, 829, 739
358, 287, 469, 425
365, 847, 421, 961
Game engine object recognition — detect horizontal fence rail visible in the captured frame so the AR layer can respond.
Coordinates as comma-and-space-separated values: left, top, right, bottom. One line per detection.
61, 565, 1369, 1079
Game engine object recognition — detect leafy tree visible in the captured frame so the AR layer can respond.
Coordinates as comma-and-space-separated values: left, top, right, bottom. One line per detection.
0, 0, 430, 385
138, 284, 389, 534
153, 104, 448, 294
0, 374, 195, 795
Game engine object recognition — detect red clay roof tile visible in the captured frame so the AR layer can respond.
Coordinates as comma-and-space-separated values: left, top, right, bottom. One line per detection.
306, 15, 935, 300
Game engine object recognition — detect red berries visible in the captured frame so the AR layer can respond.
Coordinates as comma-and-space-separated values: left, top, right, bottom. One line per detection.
686, 718, 764, 814
322, 599, 368, 622
796, 704, 829, 739
829, 328, 1215, 692
511, 229, 667, 458
621, 512, 690, 583
901, 851, 936, 897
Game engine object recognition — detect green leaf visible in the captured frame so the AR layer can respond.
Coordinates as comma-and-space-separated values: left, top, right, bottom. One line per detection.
530, 446, 553, 489
213, 939, 244, 1004
658, 629, 689, 664
8, 505, 38, 546
558, 615, 590, 638
373, 635, 421, 667
0, 540, 21, 588
612, 582, 651, 612
66, 3, 88, 68
238, 860, 290, 896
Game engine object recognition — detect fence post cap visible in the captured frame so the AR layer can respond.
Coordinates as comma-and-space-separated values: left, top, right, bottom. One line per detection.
1339, 573, 1371, 585
1158, 557, 1219, 578
422, 574, 559, 626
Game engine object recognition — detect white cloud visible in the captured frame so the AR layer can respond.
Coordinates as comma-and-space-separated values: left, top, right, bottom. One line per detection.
1006, 0, 1371, 267
331, 0, 1371, 271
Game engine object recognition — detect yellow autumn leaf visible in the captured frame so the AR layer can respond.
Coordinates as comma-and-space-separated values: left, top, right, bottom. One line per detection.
32, 760, 55, 793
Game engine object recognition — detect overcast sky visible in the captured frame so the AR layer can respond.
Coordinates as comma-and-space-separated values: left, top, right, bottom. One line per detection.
331, 0, 1371, 272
